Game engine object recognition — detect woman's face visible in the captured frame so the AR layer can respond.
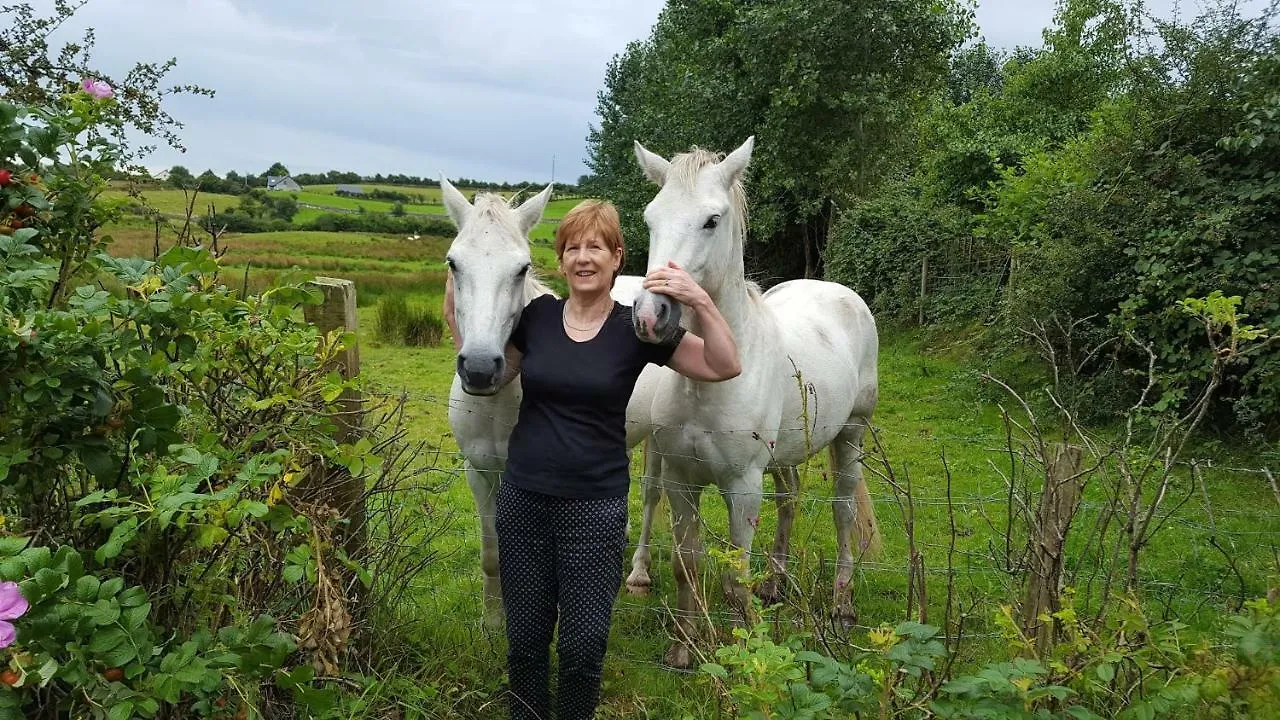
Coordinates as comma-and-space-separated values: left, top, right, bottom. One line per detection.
560, 232, 621, 296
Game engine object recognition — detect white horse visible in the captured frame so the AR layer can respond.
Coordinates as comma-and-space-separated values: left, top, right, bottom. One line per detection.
441, 179, 555, 627
441, 182, 668, 626
630, 137, 882, 668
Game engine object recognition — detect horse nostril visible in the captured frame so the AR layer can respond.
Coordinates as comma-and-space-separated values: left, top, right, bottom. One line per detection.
657, 303, 668, 321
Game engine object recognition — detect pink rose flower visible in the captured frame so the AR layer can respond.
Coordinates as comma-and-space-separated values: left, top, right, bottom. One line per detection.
0, 581, 29, 649
81, 78, 114, 100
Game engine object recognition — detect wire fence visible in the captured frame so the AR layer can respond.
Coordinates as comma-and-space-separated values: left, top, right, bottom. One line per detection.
369, 384, 1280, 662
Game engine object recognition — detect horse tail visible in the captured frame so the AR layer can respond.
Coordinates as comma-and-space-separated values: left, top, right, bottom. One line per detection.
829, 439, 882, 558
853, 476, 882, 557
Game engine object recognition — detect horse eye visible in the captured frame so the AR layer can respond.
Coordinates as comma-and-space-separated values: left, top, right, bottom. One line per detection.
703, 215, 720, 230
516, 263, 530, 278
446, 257, 457, 272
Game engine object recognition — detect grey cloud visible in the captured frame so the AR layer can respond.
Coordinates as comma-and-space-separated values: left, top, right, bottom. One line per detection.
34, 0, 1267, 182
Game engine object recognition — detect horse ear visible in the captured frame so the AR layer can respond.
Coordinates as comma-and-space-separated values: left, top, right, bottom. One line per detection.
440, 176, 473, 230
716, 136, 755, 187
634, 140, 670, 186
515, 184, 553, 235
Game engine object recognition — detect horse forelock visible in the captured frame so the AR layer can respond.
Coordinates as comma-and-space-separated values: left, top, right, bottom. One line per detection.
461, 192, 525, 248
668, 147, 749, 244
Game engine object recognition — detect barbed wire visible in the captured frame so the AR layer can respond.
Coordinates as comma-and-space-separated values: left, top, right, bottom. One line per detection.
398, 388, 1280, 464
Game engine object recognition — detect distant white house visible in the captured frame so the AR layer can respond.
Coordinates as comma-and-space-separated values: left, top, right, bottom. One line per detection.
266, 175, 302, 192
335, 184, 365, 197
149, 168, 171, 182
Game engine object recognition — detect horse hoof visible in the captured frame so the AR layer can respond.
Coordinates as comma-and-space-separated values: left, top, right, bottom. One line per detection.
625, 572, 652, 596
664, 643, 693, 670
626, 582, 651, 597
830, 606, 857, 631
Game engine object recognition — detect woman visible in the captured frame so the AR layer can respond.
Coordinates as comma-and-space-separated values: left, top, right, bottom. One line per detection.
447, 199, 740, 719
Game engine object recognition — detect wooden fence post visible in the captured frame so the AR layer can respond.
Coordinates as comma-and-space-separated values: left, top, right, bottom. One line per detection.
303, 277, 367, 561
918, 256, 929, 326
1022, 443, 1085, 656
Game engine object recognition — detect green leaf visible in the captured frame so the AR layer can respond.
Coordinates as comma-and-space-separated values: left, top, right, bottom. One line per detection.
700, 662, 728, 680
99, 577, 125, 600
195, 524, 229, 549
96, 518, 139, 563
73, 575, 102, 603
88, 627, 129, 654
117, 586, 149, 608
89, 598, 122, 626
107, 702, 135, 720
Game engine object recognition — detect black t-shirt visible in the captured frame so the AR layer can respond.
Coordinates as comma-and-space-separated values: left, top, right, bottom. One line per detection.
505, 294, 684, 499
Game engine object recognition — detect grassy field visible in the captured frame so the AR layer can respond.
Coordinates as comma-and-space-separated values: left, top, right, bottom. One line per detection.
355, 313, 1279, 716
104, 187, 582, 223
103, 188, 244, 216
96, 219, 1279, 717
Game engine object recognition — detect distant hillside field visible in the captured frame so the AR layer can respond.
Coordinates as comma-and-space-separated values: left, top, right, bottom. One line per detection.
104, 187, 586, 222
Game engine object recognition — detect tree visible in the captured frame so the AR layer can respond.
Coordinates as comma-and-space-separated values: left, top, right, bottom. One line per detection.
264, 161, 290, 177
166, 165, 196, 189
586, 0, 972, 280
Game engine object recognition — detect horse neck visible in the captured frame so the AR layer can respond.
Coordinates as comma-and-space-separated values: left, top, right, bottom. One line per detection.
692, 226, 762, 348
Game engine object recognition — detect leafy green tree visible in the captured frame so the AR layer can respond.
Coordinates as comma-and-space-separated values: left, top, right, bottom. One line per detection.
264, 161, 290, 177
165, 165, 196, 189
586, 0, 972, 279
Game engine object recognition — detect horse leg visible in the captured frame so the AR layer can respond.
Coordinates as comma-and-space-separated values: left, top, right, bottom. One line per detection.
756, 465, 799, 605
720, 471, 765, 626
465, 462, 504, 629
830, 419, 881, 626
664, 482, 703, 670
626, 437, 663, 596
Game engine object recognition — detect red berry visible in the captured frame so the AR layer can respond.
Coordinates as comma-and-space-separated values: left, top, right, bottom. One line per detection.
0, 669, 18, 686
0, 169, 11, 186
14, 203, 35, 218
9, 219, 25, 230
102, 667, 124, 682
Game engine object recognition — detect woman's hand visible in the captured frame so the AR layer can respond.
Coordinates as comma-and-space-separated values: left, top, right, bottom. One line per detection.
642, 261, 711, 310
645, 261, 742, 382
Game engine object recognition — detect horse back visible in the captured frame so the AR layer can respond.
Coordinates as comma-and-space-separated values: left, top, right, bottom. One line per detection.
762, 279, 879, 417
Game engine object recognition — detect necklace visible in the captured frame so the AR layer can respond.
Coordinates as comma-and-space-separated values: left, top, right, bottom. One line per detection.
562, 301, 611, 332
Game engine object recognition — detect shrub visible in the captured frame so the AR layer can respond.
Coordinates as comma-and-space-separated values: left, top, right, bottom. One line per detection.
0, 82, 397, 719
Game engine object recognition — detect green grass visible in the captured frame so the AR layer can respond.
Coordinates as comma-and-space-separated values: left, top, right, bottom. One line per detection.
103, 188, 245, 216
96, 220, 1278, 717
355, 315, 1279, 717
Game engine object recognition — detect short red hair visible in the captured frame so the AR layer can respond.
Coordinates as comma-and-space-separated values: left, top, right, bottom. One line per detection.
555, 200, 624, 284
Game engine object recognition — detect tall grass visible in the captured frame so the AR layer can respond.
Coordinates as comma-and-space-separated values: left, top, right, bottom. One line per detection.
376, 295, 445, 347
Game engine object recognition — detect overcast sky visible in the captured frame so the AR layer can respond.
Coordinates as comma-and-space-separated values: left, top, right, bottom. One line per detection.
29, 0, 1269, 182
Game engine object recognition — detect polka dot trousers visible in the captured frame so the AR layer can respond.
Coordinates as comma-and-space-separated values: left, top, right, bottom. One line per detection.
495, 481, 628, 720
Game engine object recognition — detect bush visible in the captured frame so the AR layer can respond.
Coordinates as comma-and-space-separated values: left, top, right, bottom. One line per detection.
0, 85, 411, 719
299, 211, 454, 237
375, 295, 444, 347
824, 178, 989, 322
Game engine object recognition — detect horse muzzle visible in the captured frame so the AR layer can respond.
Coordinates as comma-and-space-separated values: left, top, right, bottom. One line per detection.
457, 351, 505, 396
632, 290, 683, 345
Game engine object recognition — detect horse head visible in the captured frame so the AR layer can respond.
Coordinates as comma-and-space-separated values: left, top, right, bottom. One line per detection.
442, 178, 552, 395
630, 136, 754, 343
